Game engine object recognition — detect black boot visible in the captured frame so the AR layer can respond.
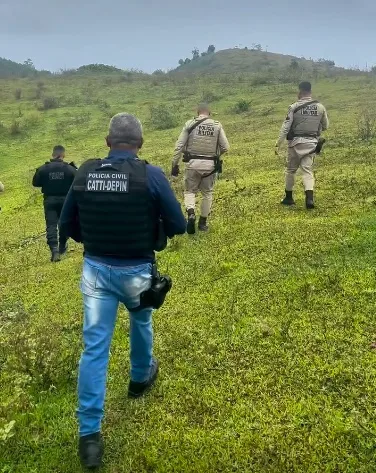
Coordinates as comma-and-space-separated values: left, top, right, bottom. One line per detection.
59, 241, 68, 256
198, 216, 209, 232
305, 190, 315, 209
79, 432, 103, 469
128, 357, 159, 399
186, 209, 196, 235
50, 247, 61, 263
281, 190, 295, 206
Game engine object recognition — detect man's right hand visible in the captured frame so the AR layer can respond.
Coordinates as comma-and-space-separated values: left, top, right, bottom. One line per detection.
171, 165, 180, 177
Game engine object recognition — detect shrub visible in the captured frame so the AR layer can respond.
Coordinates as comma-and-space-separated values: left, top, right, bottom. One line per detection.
23, 111, 42, 128
120, 71, 134, 83
97, 100, 113, 117
150, 104, 178, 130
9, 120, 22, 135
34, 80, 46, 99
77, 64, 122, 74
251, 75, 269, 86
317, 58, 335, 67
234, 100, 251, 114
38, 96, 59, 110
34, 87, 43, 99
14, 89, 22, 100
0, 318, 80, 390
201, 91, 219, 103
290, 59, 300, 70
358, 109, 376, 141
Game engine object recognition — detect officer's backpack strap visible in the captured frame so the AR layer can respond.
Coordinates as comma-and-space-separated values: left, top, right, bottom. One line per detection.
292, 100, 318, 116
187, 117, 209, 135
183, 117, 210, 162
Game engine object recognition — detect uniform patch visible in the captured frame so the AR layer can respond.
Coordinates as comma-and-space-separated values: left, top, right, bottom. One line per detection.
196, 124, 215, 137
49, 172, 64, 180
85, 172, 129, 193
301, 104, 318, 116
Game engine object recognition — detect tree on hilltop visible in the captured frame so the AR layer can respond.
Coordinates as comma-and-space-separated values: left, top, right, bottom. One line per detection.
192, 48, 200, 60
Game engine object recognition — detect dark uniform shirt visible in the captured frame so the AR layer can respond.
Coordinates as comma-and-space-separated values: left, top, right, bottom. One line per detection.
32, 159, 77, 197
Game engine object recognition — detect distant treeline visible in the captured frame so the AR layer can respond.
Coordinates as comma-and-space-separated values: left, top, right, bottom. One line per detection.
0, 59, 150, 79
2, 54, 376, 81
0, 58, 51, 78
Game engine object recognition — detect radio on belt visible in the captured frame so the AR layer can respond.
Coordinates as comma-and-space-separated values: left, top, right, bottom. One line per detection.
85, 171, 129, 193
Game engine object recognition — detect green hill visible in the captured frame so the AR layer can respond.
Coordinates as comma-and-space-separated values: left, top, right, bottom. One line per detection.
174, 48, 341, 76
0, 57, 50, 78
1, 70, 376, 472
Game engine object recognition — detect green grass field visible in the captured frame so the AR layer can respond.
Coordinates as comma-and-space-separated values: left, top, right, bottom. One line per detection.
2, 72, 376, 472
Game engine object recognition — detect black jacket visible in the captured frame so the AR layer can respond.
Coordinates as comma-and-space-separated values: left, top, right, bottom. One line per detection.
33, 159, 77, 197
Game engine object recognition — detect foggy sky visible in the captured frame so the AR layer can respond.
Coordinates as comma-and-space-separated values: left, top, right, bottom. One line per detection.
1, 0, 375, 72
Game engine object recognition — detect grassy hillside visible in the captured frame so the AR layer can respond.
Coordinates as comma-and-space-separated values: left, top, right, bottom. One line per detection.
0, 57, 50, 78
2, 72, 376, 472
174, 48, 339, 76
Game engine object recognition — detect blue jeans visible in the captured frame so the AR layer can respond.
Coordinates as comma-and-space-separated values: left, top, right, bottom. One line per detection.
77, 257, 153, 436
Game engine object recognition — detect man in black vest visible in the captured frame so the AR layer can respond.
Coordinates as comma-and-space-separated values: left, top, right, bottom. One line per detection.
59, 113, 186, 469
32, 145, 77, 261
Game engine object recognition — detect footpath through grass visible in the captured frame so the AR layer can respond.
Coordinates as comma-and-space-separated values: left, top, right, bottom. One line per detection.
1, 74, 376, 472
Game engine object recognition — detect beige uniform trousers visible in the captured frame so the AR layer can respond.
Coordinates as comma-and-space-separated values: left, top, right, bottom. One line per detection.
184, 168, 216, 218
285, 142, 317, 192
0, 181, 4, 193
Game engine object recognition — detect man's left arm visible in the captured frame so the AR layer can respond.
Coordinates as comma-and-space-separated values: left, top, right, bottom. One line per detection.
148, 166, 186, 237
276, 106, 294, 150
59, 187, 82, 242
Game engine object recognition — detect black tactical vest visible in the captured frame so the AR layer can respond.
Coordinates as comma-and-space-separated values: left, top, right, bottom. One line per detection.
72, 158, 157, 259
39, 160, 76, 196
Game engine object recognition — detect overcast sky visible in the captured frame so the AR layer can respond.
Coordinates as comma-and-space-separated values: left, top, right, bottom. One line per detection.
1, 0, 375, 72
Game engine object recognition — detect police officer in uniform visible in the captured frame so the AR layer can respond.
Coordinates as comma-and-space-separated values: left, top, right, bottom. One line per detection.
171, 103, 230, 234
59, 113, 186, 469
32, 145, 77, 261
275, 82, 329, 209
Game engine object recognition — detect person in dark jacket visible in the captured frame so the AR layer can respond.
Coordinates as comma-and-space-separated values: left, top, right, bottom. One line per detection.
59, 113, 186, 469
32, 145, 77, 262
